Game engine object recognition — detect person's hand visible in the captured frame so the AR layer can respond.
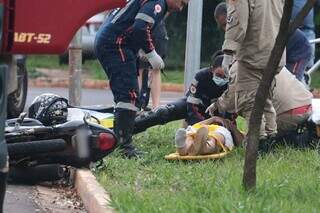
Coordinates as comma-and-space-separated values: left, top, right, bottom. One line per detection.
138, 49, 148, 62
145, 50, 165, 70
205, 102, 218, 116
222, 54, 233, 76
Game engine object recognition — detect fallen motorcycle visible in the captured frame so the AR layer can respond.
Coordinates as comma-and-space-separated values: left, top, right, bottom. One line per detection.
6, 104, 117, 183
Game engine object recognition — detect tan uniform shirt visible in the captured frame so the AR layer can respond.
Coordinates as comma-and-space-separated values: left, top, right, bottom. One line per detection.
223, 0, 286, 69
273, 68, 313, 115
216, 64, 312, 115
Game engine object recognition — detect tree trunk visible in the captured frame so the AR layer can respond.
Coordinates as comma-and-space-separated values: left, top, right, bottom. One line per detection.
242, 0, 316, 191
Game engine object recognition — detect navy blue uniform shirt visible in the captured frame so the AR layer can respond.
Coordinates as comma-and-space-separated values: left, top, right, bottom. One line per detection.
186, 67, 228, 125
103, 0, 168, 55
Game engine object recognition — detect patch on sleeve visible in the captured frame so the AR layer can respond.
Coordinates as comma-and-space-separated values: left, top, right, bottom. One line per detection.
225, 3, 239, 31
154, 4, 162, 14
190, 84, 197, 94
226, 15, 234, 24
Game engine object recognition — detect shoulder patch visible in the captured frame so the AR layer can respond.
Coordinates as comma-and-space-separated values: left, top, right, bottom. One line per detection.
190, 84, 197, 94
226, 15, 234, 24
154, 4, 162, 14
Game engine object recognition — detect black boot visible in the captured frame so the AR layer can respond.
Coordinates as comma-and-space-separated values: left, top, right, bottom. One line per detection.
0, 172, 8, 213
258, 134, 278, 154
114, 109, 142, 158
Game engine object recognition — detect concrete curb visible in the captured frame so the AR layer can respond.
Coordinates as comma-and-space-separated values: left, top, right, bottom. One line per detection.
75, 169, 114, 213
29, 78, 184, 92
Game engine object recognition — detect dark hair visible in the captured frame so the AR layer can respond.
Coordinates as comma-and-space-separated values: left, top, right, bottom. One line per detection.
211, 50, 223, 68
211, 55, 224, 69
214, 2, 227, 19
211, 50, 223, 59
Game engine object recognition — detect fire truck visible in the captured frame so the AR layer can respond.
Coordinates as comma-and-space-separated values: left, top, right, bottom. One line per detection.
0, 0, 125, 171
0, 0, 125, 118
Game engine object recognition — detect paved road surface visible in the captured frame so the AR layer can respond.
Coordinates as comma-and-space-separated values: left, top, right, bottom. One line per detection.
5, 86, 184, 212
26, 87, 184, 107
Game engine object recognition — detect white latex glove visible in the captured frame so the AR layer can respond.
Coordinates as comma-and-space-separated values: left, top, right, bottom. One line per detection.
145, 50, 165, 70
222, 54, 233, 76
138, 49, 148, 62
205, 102, 218, 116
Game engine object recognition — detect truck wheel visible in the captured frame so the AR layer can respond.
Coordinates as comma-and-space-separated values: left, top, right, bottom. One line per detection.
7, 59, 28, 118
59, 54, 69, 64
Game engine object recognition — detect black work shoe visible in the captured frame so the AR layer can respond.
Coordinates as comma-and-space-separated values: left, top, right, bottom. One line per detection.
258, 134, 278, 154
120, 144, 143, 159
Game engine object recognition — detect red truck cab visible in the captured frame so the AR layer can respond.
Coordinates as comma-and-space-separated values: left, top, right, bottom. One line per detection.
0, 0, 125, 54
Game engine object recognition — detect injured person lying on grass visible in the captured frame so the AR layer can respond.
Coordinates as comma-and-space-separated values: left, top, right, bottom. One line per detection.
173, 116, 244, 157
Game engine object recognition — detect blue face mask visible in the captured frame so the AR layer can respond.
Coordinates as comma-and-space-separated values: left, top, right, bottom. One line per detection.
212, 75, 229, 86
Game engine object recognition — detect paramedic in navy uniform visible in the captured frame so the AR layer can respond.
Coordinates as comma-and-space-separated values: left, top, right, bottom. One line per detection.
94, 0, 189, 158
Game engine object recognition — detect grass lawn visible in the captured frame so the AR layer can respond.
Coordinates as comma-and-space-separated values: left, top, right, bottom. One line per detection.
95, 121, 320, 212
26, 55, 184, 84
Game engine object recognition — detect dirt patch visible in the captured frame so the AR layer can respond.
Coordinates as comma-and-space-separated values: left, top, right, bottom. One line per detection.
35, 183, 86, 213
33, 168, 87, 213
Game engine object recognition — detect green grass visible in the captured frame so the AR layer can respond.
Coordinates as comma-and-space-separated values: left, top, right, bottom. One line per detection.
310, 71, 320, 88
95, 122, 320, 212
161, 70, 184, 84
26, 55, 184, 83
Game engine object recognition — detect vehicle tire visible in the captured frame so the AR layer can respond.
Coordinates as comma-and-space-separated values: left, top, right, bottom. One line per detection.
7, 59, 28, 118
8, 164, 67, 184
59, 54, 69, 65
8, 139, 66, 156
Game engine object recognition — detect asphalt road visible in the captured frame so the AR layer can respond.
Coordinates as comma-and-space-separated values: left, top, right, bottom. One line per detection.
5, 86, 184, 212
26, 87, 184, 107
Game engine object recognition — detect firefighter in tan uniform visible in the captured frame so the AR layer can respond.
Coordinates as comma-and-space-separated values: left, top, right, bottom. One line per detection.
272, 68, 313, 134
222, 0, 285, 137
208, 65, 313, 134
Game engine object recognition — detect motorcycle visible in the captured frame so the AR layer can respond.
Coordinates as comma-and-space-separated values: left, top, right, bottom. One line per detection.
5, 107, 117, 183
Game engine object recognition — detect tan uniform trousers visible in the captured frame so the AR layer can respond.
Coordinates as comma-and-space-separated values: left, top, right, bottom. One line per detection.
277, 111, 311, 134
235, 62, 277, 137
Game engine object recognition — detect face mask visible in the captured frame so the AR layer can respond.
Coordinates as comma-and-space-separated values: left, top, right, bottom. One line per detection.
212, 75, 229, 86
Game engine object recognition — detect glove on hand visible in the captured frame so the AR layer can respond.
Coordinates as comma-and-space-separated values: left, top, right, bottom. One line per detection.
205, 102, 218, 116
138, 49, 148, 62
145, 50, 165, 70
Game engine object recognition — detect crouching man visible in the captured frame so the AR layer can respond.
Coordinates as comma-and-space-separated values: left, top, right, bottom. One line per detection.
272, 67, 313, 134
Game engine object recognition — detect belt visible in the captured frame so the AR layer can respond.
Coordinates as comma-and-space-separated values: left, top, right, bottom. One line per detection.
284, 104, 312, 115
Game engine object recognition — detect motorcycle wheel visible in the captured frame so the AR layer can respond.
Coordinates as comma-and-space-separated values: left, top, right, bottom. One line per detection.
8, 139, 66, 156
7, 58, 28, 118
8, 164, 67, 184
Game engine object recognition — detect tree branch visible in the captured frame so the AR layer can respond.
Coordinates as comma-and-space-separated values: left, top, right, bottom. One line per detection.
242, 0, 315, 191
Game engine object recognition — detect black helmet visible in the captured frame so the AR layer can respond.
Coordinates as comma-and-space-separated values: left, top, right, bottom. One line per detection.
28, 93, 68, 126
